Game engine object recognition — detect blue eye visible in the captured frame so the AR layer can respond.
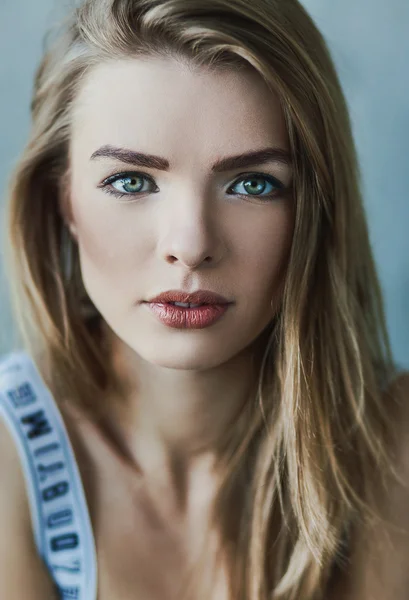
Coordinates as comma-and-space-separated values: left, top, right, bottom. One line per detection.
227, 173, 283, 200
101, 173, 157, 198
99, 171, 285, 201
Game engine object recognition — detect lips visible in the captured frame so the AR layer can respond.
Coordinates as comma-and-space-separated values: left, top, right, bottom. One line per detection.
146, 300, 230, 329
145, 289, 231, 305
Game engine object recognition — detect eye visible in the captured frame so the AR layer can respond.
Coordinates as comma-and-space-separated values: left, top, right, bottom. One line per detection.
227, 173, 284, 201
98, 171, 287, 202
99, 172, 158, 199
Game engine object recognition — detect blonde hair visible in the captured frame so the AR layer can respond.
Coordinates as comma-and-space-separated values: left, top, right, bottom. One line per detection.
2, 0, 401, 598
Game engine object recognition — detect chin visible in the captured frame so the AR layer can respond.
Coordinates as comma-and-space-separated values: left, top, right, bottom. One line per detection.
138, 343, 235, 371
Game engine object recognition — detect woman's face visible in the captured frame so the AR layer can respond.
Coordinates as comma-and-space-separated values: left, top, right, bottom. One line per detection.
67, 56, 294, 370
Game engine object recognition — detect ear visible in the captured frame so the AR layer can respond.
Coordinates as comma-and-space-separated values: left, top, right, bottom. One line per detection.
58, 169, 78, 239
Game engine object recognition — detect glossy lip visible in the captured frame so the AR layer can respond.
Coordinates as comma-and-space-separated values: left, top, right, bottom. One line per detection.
145, 301, 230, 329
144, 289, 231, 305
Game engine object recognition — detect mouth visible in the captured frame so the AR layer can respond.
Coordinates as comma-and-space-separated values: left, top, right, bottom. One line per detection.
165, 301, 208, 308
144, 289, 232, 306
144, 299, 231, 329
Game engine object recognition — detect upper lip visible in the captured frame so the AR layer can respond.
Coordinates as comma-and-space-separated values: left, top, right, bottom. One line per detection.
145, 289, 231, 305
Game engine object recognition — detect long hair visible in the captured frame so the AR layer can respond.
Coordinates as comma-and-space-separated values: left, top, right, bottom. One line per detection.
2, 0, 401, 598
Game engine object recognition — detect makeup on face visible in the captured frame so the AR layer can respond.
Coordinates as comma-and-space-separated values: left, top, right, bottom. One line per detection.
68, 56, 294, 374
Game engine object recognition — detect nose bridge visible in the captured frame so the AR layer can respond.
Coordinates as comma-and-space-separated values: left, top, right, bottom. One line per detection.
157, 181, 224, 267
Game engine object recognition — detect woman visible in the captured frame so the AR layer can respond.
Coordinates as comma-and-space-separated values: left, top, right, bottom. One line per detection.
0, 0, 408, 598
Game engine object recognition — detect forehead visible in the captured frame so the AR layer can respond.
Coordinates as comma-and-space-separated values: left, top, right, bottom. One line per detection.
71, 56, 289, 162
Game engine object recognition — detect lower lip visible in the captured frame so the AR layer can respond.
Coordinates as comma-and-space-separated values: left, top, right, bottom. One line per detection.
144, 302, 230, 329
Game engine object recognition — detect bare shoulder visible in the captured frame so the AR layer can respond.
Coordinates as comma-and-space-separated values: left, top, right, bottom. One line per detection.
331, 371, 409, 600
0, 417, 59, 599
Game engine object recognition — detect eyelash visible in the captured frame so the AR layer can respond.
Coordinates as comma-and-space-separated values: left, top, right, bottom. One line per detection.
98, 171, 286, 202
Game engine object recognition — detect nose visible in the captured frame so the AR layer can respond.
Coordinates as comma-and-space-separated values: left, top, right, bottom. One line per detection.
157, 191, 225, 269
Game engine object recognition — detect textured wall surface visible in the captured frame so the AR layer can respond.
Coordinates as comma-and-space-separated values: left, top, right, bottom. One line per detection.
0, 0, 407, 367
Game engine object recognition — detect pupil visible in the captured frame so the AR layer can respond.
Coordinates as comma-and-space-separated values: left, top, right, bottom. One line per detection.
244, 178, 265, 194
125, 177, 141, 192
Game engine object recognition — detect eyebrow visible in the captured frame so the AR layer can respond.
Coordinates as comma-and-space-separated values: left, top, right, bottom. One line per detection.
89, 144, 292, 172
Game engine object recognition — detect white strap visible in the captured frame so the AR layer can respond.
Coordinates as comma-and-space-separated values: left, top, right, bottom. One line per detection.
0, 351, 98, 600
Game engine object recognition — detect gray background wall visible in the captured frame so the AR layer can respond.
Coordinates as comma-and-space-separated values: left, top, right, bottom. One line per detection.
0, 0, 407, 369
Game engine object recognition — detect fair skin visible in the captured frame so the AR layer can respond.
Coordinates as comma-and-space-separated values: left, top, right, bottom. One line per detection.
64, 55, 295, 526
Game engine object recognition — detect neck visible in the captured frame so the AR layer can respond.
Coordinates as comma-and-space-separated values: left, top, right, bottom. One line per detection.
97, 320, 265, 510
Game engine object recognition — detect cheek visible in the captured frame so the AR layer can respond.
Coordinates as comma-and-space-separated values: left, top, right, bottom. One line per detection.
72, 201, 148, 284
242, 203, 294, 290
